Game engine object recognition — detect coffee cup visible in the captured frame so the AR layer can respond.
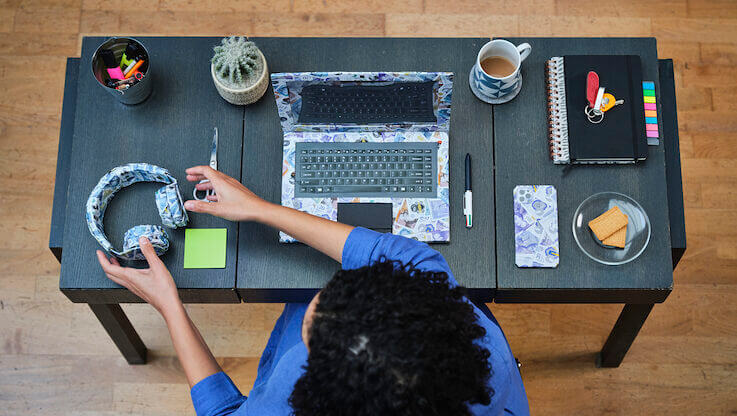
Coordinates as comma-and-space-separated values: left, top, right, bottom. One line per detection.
469, 39, 531, 104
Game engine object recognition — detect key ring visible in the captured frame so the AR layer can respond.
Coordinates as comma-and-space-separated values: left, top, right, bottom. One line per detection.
585, 105, 604, 124
193, 180, 214, 201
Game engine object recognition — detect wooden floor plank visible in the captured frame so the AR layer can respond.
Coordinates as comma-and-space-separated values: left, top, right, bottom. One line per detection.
251, 12, 385, 37
12, 5, 80, 33
81, 0, 158, 10
160, 0, 291, 13
0, 6, 15, 32
385, 13, 517, 37
652, 17, 737, 43
425, 0, 556, 15
0, 32, 79, 55
293, 0, 423, 14
687, 0, 737, 18
556, 0, 687, 18
118, 11, 253, 35
686, 133, 737, 158
700, 42, 737, 65
518, 15, 652, 37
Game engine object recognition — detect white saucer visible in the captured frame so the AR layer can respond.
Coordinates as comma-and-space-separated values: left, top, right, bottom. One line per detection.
468, 70, 523, 104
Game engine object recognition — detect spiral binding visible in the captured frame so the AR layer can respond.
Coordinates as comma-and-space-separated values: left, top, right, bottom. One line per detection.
546, 57, 569, 164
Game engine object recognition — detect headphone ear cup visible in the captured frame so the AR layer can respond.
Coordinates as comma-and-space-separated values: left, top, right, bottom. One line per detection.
122, 225, 170, 260
155, 183, 189, 228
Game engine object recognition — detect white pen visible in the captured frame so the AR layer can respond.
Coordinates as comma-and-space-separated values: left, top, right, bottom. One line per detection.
464, 153, 473, 228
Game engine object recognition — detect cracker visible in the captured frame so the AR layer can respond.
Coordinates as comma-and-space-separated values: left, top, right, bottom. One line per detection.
588, 206, 628, 241
602, 225, 627, 248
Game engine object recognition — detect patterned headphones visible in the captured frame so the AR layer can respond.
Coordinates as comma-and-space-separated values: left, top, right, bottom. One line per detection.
86, 163, 189, 260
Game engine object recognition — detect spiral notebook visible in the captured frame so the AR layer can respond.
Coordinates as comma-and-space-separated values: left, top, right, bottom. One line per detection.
546, 55, 648, 164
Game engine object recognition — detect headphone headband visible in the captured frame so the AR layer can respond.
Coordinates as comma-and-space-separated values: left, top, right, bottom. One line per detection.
86, 163, 189, 260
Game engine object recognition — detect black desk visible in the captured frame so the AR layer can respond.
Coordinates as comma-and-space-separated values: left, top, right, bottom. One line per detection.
51, 36, 683, 367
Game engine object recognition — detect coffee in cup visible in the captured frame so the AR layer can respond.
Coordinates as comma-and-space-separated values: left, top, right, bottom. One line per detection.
480, 56, 517, 78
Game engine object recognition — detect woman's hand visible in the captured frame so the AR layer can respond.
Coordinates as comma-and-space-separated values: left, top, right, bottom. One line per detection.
184, 165, 270, 222
96, 237, 181, 315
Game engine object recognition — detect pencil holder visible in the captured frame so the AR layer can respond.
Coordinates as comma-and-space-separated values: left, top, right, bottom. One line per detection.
91, 37, 152, 105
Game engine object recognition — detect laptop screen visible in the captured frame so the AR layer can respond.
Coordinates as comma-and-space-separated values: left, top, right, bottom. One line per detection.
270, 72, 453, 133
296, 81, 437, 124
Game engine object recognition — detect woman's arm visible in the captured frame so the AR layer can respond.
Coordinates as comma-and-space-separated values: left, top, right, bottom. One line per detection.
162, 303, 222, 388
183, 165, 354, 263
96, 238, 221, 387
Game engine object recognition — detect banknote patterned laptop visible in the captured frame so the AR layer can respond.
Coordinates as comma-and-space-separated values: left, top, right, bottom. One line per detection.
271, 72, 454, 243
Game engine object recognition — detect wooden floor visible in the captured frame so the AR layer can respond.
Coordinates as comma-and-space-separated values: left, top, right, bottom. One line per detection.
1, 0, 736, 414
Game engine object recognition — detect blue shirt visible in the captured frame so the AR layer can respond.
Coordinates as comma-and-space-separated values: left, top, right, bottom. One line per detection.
191, 227, 529, 415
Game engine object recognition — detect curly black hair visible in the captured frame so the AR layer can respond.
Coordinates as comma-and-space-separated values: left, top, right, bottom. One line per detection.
289, 260, 492, 416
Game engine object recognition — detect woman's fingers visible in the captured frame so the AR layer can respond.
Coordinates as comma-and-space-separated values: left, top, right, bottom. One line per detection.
206, 194, 219, 202
138, 237, 166, 272
185, 166, 219, 182
184, 200, 218, 215
186, 174, 206, 182
96, 250, 126, 278
195, 181, 214, 191
97, 251, 132, 287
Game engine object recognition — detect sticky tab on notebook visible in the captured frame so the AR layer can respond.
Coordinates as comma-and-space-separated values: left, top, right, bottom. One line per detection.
643, 81, 659, 145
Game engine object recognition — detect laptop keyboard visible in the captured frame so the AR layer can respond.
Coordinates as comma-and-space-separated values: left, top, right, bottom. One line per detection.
298, 82, 437, 124
294, 142, 438, 198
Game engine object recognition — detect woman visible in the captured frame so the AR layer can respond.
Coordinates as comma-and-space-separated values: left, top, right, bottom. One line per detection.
97, 165, 529, 415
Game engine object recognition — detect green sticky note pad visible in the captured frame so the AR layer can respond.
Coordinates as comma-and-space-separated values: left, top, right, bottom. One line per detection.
643, 89, 655, 96
183, 228, 227, 269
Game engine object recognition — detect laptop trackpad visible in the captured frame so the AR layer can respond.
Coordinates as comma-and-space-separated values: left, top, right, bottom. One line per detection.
337, 203, 393, 234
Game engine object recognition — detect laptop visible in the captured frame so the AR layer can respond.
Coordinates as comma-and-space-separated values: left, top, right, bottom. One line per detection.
271, 72, 454, 243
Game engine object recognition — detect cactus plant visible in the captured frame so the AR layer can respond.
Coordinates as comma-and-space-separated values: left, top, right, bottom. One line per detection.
210, 36, 269, 105
211, 36, 262, 88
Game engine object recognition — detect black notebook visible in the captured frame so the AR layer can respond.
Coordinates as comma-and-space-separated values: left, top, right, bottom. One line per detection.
546, 55, 647, 164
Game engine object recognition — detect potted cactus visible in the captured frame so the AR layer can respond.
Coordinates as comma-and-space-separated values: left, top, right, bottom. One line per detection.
211, 36, 269, 105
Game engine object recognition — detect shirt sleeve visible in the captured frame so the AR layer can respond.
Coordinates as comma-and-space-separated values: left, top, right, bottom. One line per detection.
190, 371, 246, 416
341, 227, 456, 286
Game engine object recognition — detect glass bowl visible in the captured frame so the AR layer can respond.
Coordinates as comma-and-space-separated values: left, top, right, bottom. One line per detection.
572, 192, 651, 266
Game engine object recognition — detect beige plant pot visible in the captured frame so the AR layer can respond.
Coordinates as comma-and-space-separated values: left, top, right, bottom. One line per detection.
211, 49, 269, 105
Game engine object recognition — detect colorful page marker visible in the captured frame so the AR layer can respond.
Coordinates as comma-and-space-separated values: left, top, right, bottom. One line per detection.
643, 81, 659, 145
183, 228, 227, 269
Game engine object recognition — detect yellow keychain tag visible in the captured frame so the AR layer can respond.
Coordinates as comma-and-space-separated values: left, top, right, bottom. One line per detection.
600, 93, 624, 112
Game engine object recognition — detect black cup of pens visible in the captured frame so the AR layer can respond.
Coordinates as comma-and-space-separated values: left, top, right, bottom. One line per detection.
91, 37, 152, 105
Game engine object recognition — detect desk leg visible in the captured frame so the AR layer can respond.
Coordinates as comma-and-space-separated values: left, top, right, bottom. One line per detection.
88, 304, 147, 365
597, 303, 653, 368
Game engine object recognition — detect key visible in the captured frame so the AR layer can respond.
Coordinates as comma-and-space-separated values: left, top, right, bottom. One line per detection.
333, 186, 383, 193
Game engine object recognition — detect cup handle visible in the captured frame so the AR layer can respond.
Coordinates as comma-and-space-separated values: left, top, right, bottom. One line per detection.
517, 43, 532, 63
